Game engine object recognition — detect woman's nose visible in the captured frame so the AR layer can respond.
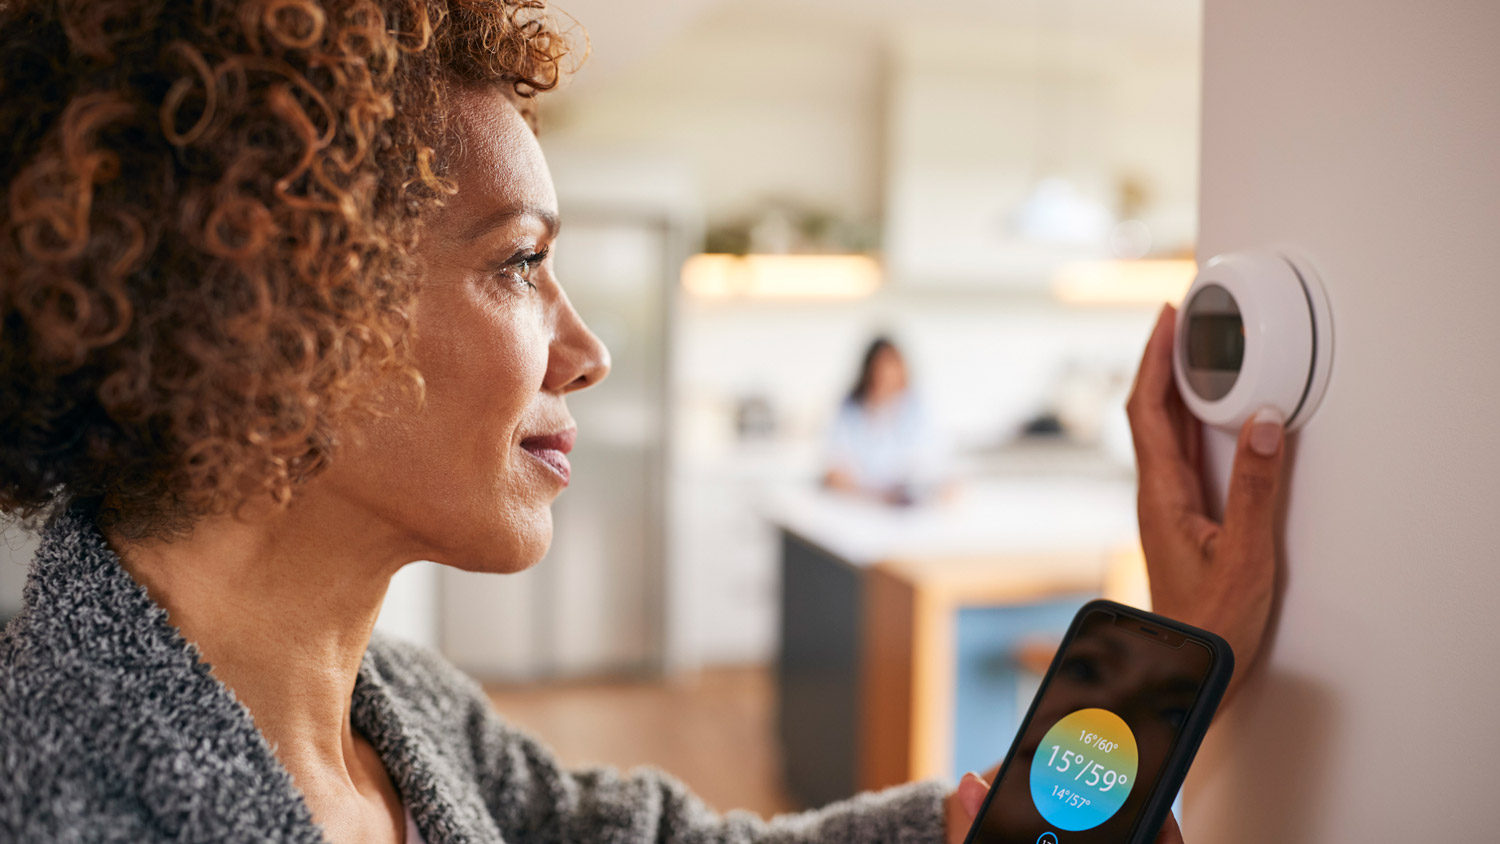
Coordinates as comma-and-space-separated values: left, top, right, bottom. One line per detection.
545, 296, 611, 394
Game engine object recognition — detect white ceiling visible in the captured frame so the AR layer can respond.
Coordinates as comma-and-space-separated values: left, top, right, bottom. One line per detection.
553, 0, 1201, 89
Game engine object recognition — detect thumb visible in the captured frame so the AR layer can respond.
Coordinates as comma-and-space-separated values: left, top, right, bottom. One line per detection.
1154, 811, 1185, 844
1222, 407, 1287, 553
957, 772, 990, 818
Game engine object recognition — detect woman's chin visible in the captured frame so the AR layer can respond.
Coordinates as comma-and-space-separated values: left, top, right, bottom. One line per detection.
433, 507, 553, 574
444, 543, 549, 574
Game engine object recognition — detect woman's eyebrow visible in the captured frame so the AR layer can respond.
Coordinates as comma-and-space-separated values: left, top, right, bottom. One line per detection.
462, 204, 560, 242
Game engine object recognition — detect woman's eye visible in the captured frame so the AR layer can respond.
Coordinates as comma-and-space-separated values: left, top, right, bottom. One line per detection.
1058, 655, 1103, 684
494, 248, 548, 291
511, 262, 537, 289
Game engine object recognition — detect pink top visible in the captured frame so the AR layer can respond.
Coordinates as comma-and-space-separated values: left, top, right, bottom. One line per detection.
404, 805, 428, 844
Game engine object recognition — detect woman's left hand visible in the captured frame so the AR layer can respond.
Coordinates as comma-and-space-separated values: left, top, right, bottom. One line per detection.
944, 771, 1185, 844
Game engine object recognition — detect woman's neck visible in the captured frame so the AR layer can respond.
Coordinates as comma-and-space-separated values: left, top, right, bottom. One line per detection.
109, 495, 413, 778
863, 391, 904, 413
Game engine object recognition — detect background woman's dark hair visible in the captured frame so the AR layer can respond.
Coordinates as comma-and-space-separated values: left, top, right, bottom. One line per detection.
0, 0, 579, 538
847, 336, 900, 405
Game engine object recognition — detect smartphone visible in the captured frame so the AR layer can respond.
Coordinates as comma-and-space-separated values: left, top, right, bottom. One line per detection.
960, 600, 1233, 844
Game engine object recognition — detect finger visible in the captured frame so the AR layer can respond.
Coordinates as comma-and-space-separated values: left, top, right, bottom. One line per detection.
1154, 811, 1185, 844
1174, 377, 1203, 475
1222, 406, 1287, 558
1187, 406, 1203, 481
956, 772, 990, 818
1165, 370, 1206, 513
1128, 304, 1203, 515
1126, 305, 1183, 467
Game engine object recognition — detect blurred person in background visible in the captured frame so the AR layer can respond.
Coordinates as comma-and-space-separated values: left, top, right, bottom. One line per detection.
823, 336, 944, 506
0, 2, 1283, 843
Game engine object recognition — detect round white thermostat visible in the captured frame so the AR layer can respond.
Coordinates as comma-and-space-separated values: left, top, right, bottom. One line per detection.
1173, 248, 1333, 432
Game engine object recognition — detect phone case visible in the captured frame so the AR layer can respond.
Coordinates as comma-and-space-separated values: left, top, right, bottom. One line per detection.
960, 599, 1235, 844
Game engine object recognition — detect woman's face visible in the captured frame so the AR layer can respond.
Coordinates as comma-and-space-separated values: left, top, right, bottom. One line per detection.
313, 87, 609, 574
866, 346, 908, 406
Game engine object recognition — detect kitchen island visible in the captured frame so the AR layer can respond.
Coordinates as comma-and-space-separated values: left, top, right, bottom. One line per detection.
765, 478, 1144, 806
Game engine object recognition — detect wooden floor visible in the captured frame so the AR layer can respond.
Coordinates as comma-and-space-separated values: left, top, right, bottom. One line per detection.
485, 666, 800, 819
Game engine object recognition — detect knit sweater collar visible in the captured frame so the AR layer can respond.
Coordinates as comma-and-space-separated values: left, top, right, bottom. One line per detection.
14, 507, 485, 843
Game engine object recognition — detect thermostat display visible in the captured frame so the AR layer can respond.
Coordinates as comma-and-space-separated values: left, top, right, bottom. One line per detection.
1183, 285, 1245, 400
1174, 249, 1332, 432
1028, 708, 1139, 831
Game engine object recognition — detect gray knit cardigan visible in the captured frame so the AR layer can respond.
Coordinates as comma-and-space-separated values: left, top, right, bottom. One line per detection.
0, 509, 948, 843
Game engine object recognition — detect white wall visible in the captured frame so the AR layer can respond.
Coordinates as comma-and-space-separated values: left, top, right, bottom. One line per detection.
372, 561, 440, 651
671, 297, 1157, 666
545, 4, 886, 228
884, 24, 1201, 287
675, 297, 1157, 455
1187, 2, 1500, 840
544, 1, 1201, 249
2, 521, 442, 651
539, 0, 1205, 670
0, 524, 38, 619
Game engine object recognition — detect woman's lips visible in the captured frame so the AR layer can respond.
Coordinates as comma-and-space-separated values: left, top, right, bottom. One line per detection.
520, 429, 575, 485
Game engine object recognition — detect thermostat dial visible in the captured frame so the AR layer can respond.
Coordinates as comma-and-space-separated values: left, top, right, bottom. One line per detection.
1173, 249, 1332, 432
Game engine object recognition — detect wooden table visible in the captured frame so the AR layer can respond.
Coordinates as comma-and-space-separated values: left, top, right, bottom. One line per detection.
858, 546, 1148, 791
775, 515, 1147, 807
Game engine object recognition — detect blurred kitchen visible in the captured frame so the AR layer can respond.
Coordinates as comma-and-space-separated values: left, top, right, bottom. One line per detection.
0, 0, 1202, 821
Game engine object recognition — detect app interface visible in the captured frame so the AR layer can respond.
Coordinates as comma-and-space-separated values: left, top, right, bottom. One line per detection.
967, 608, 1214, 843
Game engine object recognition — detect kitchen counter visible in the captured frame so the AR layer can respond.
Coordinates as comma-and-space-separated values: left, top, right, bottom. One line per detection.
762, 475, 1139, 566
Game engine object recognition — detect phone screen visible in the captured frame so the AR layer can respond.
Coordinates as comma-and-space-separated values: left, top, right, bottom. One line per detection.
965, 606, 1217, 843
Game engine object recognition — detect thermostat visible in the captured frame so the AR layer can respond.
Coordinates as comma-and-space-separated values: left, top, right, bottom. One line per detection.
1173, 248, 1333, 432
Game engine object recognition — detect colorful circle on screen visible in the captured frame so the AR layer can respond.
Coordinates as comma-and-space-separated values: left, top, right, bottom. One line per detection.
1029, 708, 1139, 831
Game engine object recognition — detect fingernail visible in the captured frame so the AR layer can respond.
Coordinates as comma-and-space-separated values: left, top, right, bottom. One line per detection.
1250, 407, 1284, 456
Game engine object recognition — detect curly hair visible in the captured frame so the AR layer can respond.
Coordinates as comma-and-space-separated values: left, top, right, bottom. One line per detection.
0, 0, 579, 538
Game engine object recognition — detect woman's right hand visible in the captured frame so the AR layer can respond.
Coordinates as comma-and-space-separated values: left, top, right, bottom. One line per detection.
1126, 304, 1286, 701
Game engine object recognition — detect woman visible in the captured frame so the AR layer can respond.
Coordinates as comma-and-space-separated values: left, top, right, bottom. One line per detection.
0, 2, 1286, 843
823, 336, 942, 505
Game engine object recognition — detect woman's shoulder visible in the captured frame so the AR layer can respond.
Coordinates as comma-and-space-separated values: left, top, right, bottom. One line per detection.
358, 632, 500, 729
354, 633, 567, 820
363, 632, 482, 695
355, 632, 531, 757
0, 570, 323, 842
